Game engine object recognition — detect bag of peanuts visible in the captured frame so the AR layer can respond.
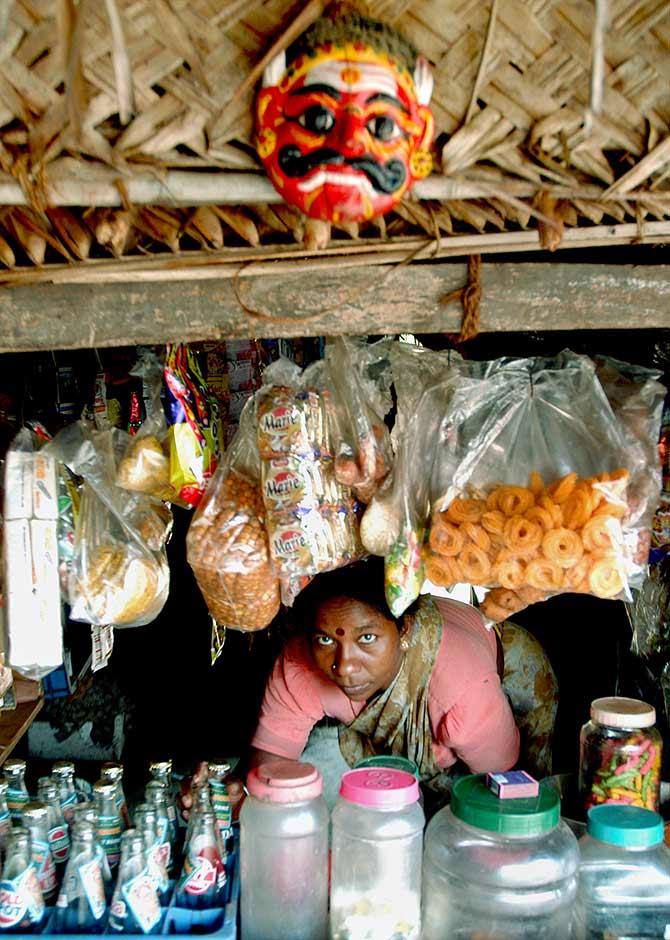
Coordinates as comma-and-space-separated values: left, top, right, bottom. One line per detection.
419, 351, 666, 623
187, 399, 280, 637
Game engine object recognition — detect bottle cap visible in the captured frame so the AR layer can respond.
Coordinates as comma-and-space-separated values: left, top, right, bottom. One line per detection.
101, 763, 123, 783
207, 760, 231, 778
149, 761, 172, 776
5, 758, 26, 774
451, 774, 560, 836
247, 760, 323, 803
588, 805, 664, 848
590, 696, 656, 728
52, 761, 75, 777
339, 768, 419, 809
93, 780, 117, 798
22, 801, 48, 821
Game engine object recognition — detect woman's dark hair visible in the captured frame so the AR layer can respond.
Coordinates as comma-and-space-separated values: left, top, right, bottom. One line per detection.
292, 556, 420, 632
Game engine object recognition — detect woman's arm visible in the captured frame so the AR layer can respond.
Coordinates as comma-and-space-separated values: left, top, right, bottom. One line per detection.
438, 677, 520, 773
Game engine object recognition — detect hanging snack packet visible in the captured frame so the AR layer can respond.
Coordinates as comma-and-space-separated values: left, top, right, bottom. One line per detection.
187, 399, 280, 634
163, 344, 223, 508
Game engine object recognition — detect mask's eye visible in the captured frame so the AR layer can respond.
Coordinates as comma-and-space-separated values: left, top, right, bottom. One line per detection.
298, 105, 335, 134
366, 115, 401, 141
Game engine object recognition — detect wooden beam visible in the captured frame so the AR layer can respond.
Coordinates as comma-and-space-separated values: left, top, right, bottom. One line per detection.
0, 263, 668, 352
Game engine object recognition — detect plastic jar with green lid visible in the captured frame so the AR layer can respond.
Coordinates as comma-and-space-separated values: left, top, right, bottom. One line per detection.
579, 696, 662, 814
422, 774, 579, 939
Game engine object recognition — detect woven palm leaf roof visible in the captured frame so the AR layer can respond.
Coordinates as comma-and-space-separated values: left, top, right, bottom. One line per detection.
0, 0, 668, 278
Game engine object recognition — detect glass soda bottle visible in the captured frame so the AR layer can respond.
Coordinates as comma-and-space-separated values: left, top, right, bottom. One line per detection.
148, 762, 177, 837
22, 803, 57, 904
176, 810, 225, 910
37, 778, 71, 872
0, 779, 13, 849
93, 781, 122, 873
3, 761, 28, 822
134, 804, 169, 906
207, 761, 234, 853
144, 782, 175, 874
0, 827, 45, 933
108, 830, 161, 935
100, 763, 130, 830
52, 821, 106, 935
71, 805, 113, 901
51, 762, 78, 825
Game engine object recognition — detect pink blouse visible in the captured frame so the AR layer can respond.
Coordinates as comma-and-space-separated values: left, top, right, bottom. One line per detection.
251, 597, 520, 773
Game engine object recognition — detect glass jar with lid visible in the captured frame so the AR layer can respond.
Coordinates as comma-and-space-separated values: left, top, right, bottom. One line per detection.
330, 768, 424, 940
579, 696, 662, 813
422, 774, 579, 940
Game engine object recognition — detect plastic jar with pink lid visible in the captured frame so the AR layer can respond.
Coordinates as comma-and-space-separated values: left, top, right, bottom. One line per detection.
330, 767, 424, 940
240, 759, 329, 940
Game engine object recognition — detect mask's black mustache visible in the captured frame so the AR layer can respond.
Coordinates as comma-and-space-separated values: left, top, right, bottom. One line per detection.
278, 147, 406, 194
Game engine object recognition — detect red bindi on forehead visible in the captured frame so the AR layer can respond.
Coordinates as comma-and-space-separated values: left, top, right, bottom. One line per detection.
335, 628, 345, 637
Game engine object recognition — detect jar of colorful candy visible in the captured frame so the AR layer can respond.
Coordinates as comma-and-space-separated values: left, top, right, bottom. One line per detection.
579, 696, 662, 813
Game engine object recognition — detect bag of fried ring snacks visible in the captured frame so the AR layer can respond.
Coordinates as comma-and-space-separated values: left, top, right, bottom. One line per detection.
187, 398, 280, 639
46, 421, 170, 628
420, 351, 666, 622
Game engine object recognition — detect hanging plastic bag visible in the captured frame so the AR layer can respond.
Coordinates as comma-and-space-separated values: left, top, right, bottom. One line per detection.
46, 422, 169, 628
327, 337, 393, 504
163, 344, 223, 508
187, 399, 280, 635
420, 351, 665, 623
256, 357, 363, 597
116, 350, 172, 502
3, 428, 63, 679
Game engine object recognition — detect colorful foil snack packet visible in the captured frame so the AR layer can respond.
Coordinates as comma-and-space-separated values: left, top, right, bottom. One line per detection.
164, 344, 224, 508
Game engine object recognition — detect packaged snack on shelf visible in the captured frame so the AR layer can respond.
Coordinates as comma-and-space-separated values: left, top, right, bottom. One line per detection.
187, 399, 280, 634
164, 344, 224, 508
421, 351, 666, 622
47, 422, 169, 628
3, 428, 63, 679
256, 358, 363, 593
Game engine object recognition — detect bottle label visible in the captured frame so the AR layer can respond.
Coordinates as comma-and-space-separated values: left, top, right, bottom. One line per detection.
32, 838, 57, 896
48, 825, 71, 862
7, 790, 28, 821
97, 815, 121, 867
179, 837, 224, 897
61, 793, 77, 824
209, 780, 232, 830
0, 868, 45, 928
78, 859, 106, 921
122, 870, 161, 934
147, 843, 169, 893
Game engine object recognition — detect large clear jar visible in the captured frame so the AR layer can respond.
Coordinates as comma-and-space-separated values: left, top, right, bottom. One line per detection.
579, 696, 662, 813
576, 804, 670, 939
422, 774, 579, 940
240, 760, 328, 940
330, 768, 424, 940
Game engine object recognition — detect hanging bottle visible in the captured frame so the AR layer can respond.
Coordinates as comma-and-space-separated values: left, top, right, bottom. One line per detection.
0, 779, 13, 848
51, 762, 78, 825
108, 830, 161, 935
71, 805, 113, 901
148, 762, 178, 837
4, 761, 28, 822
37, 778, 71, 872
0, 827, 45, 933
51, 821, 106, 935
21, 803, 57, 904
100, 763, 130, 830
144, 782, 175, 875
134, 804, 169, 906
176, 810, 225, 911
93, 781, 122, 873
207, 761, 234, 853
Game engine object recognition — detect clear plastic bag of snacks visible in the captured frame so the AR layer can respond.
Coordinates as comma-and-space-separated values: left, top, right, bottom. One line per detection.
419, 351, 665, 622
47, 422, 169, 628
256, 358, 363, 595
187, 399, 280, 634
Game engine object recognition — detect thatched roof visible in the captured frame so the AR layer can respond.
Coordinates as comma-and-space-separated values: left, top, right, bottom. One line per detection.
0, 0, 669, 280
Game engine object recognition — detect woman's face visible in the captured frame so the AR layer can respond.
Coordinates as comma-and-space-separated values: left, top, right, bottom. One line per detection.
311, 596, 406, 701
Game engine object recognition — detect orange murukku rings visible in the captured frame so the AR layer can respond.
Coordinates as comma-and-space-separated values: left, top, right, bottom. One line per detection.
525, 505, 554, 532
538, 495, 563, 528
562, 487, 593, 530
589, 556, 625, 598
582, 515, 617, 554
462, 522, 491, 553
425, 553, 459, 587
564, 554, 592, 590
429, 517, 464, 557
542, 527, 584, 568
526, 558, 563, 592
548, 472, 578, 504
445, 498, 486, 525
481, 510, 505, 535
503, 515, 543, 556
528, 471, 545, 497
497, 486, 535, 517
458, 544, 491, 584
493, 556, 525, 590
